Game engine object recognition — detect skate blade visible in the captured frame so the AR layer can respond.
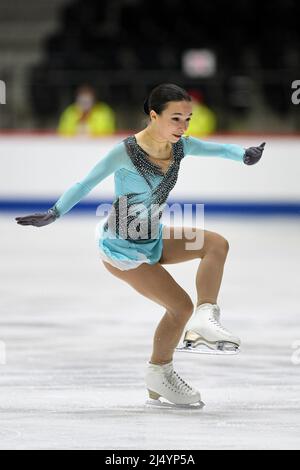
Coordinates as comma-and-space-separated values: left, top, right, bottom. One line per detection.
144, 398, 205, 410
175, 343, 240, 355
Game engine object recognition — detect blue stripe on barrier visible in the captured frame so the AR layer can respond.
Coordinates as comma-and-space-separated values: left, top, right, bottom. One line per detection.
1, 198, 300, 216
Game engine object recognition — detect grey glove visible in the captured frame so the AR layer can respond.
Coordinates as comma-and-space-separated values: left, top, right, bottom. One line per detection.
15, 207, 60, 227
243, 142, 266, 165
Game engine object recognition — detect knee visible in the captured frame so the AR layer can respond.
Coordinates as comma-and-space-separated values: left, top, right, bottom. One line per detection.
169, 295, 194, 324
210, 234, 229, 258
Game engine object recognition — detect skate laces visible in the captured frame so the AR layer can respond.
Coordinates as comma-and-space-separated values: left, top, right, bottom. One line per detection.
210, 306, 232, 334
165, 369, 195, 394
212, 305, 220, 320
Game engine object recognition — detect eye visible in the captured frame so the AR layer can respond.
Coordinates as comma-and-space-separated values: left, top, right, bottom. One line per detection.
172, 117, 179, 121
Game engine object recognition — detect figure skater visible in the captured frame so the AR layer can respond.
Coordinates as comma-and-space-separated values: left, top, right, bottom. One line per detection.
16, 83, 265, 408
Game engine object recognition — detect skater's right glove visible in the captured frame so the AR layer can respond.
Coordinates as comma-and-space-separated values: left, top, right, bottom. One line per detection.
243, 142, 266, 165
15, 206, 60, 227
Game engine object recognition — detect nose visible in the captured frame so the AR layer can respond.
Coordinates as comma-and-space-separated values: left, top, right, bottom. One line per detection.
180, 123, 189, 132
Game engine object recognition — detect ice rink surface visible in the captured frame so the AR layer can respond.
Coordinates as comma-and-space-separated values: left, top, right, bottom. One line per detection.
1, 214, 300, 450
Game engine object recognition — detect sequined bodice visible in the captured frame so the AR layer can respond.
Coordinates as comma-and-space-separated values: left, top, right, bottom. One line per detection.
132, 135, 174, 176
103, 135, 185, 242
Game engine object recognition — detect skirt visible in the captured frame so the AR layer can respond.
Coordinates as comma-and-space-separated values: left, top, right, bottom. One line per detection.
95, 217, 164, 271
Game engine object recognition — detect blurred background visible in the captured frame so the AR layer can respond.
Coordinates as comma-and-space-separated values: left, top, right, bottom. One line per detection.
1, 0, 299, 216
0, 0, 300, 133
0, 0, 300, 450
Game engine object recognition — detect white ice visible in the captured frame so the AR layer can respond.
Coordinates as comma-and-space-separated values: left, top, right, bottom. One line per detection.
1, 214, 300, 449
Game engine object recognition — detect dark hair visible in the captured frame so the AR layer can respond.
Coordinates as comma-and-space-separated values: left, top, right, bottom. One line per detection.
143, 83, 191, 116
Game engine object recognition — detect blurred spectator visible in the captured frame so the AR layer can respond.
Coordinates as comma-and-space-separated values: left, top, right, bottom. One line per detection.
185, 89, 217, 137
58, 85, 116, 137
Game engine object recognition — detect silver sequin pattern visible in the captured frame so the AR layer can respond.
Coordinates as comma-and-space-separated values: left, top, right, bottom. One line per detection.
103, 135, 185, 242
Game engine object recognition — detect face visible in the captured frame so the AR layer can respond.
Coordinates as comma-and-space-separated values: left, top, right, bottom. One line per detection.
150, 100, 193, 142
76, 91, 95, 112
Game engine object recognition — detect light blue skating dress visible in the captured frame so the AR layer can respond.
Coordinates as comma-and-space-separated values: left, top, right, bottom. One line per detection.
52, 135, 245, 270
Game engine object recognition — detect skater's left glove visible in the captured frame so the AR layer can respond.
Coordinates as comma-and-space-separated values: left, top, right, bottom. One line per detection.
243, 142, 266, 165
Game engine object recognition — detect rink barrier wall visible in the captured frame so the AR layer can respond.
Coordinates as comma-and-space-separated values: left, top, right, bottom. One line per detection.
2, 135, 300, 216
0, 130, 300, 137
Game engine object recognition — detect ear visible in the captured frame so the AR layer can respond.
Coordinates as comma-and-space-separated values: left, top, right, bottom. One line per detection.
150, 110, 157, 121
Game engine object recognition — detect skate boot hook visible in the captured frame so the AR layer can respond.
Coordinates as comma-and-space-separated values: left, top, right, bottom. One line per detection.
176, 303, 241, 355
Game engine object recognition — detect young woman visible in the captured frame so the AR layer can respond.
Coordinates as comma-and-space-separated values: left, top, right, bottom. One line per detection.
16, 83, 265, 407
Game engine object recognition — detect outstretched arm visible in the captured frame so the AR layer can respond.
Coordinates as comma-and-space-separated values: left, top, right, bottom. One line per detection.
53, 142, 127, 216
15, 141, 127, 227
182, 135, 265, 164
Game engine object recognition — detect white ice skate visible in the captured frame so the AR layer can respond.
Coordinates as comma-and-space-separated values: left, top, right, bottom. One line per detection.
144, 361, 205, 409
176, 303, 241, 355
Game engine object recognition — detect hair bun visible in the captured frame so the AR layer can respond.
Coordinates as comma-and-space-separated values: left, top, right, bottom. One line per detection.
143, 97, 150, 115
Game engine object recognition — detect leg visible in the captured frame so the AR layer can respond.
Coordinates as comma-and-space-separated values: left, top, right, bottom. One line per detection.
102, 260, 194, 365
159, 226, 240, 353
159, 226, 229, 307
